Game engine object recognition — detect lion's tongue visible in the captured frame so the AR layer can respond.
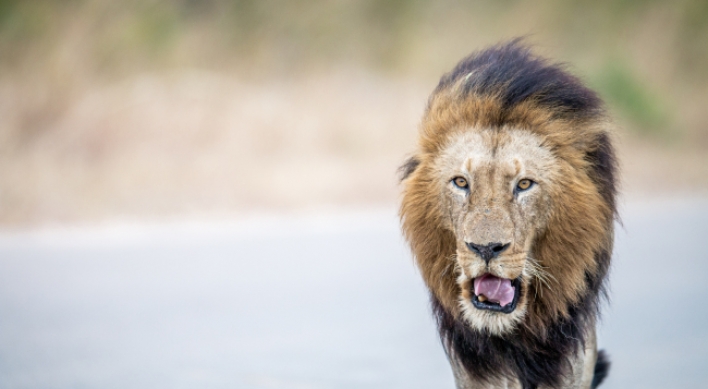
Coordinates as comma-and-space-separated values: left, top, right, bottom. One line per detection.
474, 274, 515, 307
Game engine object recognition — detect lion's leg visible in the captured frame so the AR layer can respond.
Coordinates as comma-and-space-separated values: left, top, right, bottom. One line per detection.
578, 328, 599, 389
543, 327, 597, 389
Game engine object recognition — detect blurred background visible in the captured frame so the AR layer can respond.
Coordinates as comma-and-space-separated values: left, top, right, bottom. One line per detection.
0, 1, 707, 388
0, 0, 707, 223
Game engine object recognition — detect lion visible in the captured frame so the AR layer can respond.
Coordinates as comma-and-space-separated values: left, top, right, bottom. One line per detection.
399, 41, 616, 389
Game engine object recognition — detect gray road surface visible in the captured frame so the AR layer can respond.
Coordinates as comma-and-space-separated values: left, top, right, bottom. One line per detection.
0, 198, 707, 389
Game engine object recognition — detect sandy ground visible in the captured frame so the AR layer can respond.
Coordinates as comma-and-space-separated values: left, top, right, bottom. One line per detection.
0, 197, 706, 389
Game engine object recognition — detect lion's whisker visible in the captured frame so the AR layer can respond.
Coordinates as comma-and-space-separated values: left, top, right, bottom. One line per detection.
526, 256, 557, 295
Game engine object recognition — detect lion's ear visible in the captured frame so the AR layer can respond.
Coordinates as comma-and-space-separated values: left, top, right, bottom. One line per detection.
584, 133, 618, 212
399, 156, 421, 181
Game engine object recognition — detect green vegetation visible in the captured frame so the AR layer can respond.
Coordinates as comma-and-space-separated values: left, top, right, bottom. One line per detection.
592, 61, 672, 138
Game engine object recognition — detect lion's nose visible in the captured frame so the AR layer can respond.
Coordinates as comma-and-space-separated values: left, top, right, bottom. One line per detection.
466, 242, 510, 263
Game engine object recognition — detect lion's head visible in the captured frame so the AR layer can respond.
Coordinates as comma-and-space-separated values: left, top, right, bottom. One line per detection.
400, 42, 617, 344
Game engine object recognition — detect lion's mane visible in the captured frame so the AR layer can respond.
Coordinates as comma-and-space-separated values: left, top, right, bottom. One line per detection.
400, 41, 617, 388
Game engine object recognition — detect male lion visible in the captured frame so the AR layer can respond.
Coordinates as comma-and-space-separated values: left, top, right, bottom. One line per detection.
399, 41, 616, 389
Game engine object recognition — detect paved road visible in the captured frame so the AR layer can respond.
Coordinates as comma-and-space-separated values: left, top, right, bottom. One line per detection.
0, 199, 706, 389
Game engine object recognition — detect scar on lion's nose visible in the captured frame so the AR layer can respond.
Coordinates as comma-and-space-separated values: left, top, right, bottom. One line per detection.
465, 242, 510, 263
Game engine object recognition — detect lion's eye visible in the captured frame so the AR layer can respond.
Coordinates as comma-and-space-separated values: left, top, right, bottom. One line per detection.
516, 179, 534, 192
452, 177, 469, 189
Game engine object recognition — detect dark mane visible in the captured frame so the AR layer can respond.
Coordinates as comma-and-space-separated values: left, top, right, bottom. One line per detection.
432, 294, 582, 389
434, 39, 603, 122
432, 288, 586, 389
432, 246, 612, 389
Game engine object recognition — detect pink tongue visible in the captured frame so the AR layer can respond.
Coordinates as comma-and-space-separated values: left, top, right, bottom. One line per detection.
474, 274, 515, 307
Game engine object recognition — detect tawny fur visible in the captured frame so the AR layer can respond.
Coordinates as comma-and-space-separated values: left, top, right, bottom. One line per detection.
399, 41, 616, 389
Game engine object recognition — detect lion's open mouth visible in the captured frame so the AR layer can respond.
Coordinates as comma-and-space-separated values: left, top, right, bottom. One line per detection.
471, 274, 521, 314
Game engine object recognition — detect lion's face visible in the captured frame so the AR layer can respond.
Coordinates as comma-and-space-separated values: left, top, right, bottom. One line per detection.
435, 127, 559, 334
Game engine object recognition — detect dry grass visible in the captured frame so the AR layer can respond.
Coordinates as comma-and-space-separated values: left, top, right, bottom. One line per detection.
1, 1, 707, 225
0, 71, 424, 224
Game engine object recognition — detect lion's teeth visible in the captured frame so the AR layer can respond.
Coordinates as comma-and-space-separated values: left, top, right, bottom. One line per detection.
478, 295, 487, 302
